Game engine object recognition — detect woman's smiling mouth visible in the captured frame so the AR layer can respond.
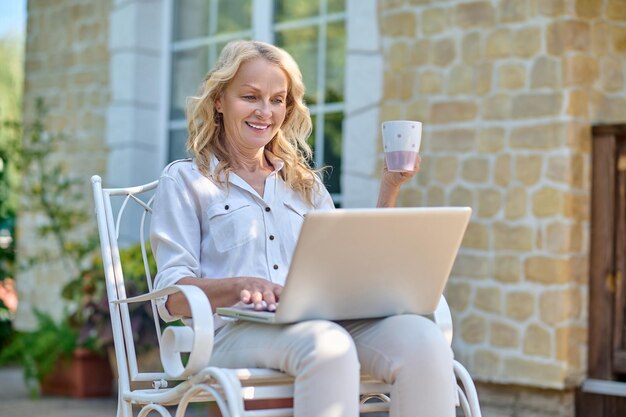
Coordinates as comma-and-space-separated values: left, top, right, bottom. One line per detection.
246, 121, 270, 131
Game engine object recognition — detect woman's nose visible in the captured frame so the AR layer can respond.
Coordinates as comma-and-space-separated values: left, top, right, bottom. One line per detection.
255, 101, 272, 118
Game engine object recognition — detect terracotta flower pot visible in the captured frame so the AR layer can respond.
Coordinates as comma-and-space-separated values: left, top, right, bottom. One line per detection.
40, 348, 113, 398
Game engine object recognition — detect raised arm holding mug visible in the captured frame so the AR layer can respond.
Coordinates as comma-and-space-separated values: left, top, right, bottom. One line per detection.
150, 40, 455, 417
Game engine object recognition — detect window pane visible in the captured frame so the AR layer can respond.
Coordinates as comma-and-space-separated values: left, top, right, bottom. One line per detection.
325, 21, 345, 103
170, 47, 209, 120
173, 0, 210, 41
327, 0, 346, 14
168, 129, 189, 162
275, 27, 319, 105
308, 114, 317, 152
274, 0, 320, 23
217, 0, 252, 33
323, 112, 343, 194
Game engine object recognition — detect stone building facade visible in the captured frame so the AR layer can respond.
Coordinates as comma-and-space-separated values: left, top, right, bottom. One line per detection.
17, 0, 626, 416
17, 0, 111, 327
343, 0, 625, 414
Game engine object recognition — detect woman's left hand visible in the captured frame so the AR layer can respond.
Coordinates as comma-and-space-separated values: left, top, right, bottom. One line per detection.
381, 154, 421, 188
377, 155, 421, 208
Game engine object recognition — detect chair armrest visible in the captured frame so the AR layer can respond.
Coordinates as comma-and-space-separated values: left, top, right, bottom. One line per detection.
114, 285, 214, 379
432, 295, 453, 347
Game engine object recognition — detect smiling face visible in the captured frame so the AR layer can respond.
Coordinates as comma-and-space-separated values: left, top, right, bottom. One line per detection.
215, 57, 289, 157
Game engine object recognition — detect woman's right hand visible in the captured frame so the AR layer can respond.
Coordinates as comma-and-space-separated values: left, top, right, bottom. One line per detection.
167, 276, 283, 316
237, 277, 283, 312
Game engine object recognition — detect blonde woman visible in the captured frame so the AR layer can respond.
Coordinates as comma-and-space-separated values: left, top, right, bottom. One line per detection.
151, 40, 455, 417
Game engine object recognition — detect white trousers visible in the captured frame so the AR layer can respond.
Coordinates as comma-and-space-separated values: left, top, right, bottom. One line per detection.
210, 314, 456, 417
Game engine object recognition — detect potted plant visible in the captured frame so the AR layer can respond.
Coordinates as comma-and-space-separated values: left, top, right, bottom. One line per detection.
0, 242, 159, 397
54, 243, 160, 396
62, 243, 161, 381
0, 308, 112, 397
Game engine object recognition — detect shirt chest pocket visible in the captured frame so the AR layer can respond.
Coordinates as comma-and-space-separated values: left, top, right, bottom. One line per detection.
207, 199, 259, 253
283, 200, 309, 239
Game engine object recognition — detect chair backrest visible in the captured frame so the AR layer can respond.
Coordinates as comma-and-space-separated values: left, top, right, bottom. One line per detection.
91, 175, 172, 391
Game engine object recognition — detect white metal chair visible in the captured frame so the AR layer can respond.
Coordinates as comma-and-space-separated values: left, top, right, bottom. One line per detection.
91, 175, 482, 417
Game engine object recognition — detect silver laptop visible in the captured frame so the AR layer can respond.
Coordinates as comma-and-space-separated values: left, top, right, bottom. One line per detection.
216, 207, 471, 324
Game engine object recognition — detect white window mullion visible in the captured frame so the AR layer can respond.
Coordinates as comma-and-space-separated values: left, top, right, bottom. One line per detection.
253, 0, 274, 42
209, 0, 218, 35
314, 0, 328, 169
208, 0, 219, 66
160, 0, 175, 168
172, 30, 254, 52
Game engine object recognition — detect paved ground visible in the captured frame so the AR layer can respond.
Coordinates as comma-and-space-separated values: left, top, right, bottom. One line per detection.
0, 367, 117, 417
0, 366, 208, 417
0, 367, 389, 416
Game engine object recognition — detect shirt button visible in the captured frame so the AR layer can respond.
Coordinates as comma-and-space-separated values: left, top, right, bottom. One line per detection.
273, 264, 279, 270
265, 207, 271, 212
269, 235, 275, 240
224, 205, 229, 210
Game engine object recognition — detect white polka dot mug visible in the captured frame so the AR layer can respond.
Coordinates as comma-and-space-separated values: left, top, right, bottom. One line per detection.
381, 120, 422, 172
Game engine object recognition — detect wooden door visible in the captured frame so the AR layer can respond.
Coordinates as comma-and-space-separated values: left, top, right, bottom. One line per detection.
579, 125, 626, 416
613, 136, 626, 375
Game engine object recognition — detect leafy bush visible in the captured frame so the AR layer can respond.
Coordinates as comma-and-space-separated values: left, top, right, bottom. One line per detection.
0, 299, 14, 350
0, 100, 159, 393
0, 242, 160, 394
0, 310, 86, 396
0, 111, 21, 351
62, 242, 159, 353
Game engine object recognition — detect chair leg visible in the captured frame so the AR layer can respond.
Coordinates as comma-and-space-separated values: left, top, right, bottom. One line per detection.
457, 386, 471, 417
117, 392, 133, 417
453, 360, 482, 417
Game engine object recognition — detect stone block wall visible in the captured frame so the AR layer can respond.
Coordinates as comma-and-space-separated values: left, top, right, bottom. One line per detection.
376, 0, 626, 394
16, 0, 111, 329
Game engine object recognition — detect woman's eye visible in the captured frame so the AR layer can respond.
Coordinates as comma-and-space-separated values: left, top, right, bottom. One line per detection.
273, 97, 285, 104
243, 95, 256, 101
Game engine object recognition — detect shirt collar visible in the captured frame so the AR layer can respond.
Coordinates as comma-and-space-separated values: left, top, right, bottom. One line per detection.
263, 150, 285, 173
201, 149, 285, 177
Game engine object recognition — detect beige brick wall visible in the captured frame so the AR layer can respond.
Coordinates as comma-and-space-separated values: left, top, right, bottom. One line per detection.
475, 381, 575, 417
15, 0, 110, 329
379, 0, 626, 393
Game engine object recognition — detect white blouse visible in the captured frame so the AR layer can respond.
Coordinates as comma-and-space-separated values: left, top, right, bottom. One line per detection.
150, 151, 334, 321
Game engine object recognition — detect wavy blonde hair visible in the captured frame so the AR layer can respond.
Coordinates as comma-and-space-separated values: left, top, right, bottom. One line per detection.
186, 40, 320, 205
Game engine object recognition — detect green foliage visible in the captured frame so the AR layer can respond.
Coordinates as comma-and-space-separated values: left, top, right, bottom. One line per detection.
0, 36, 23, 122
17, 99, 99, 271
0, 99, 161, 388
0, 242, 159, 393
0, 310, 83, 396
0, 300, 14, 350
61, 242, 159, 353
0, 99, 113, 393
0, 34, 23, 350
0, 99, 93, 393
0, 45, 160, 387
